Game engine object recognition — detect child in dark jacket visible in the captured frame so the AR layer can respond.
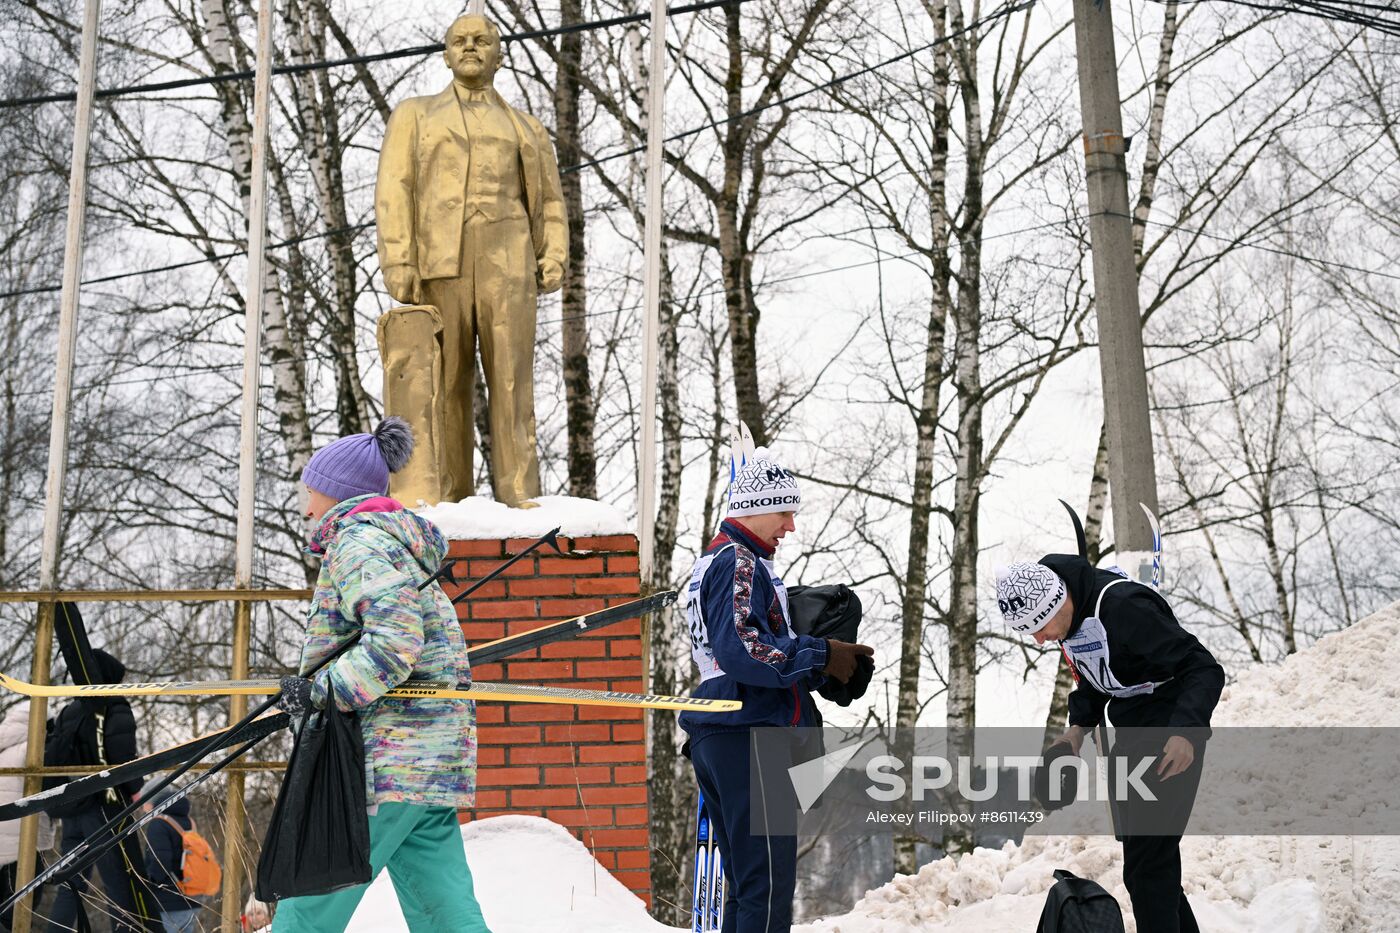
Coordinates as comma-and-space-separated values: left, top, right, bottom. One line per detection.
137, 779, 203, 933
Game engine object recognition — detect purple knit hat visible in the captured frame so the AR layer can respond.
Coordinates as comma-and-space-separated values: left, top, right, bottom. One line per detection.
301, 417, 415, 501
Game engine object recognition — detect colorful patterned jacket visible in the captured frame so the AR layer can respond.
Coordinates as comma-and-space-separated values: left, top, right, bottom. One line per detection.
299, 495, 476, 808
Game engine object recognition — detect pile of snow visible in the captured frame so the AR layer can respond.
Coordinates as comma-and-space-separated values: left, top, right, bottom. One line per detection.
348, 815, 675, 933
414, 495, 632, 540
338, 603, 1400, 932
798, 600, 1400, 933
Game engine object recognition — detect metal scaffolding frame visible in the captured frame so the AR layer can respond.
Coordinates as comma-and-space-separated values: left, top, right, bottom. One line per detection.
8, 0, 281, 929
9, 0, 675, 928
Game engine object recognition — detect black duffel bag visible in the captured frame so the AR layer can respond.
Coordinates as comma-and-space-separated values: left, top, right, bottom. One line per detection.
255, 695, 372, 901
785, 584, 873, 706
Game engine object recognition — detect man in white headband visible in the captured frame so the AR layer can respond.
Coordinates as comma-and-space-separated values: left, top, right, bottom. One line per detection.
995, 555, 1224, 933
679, 451, 872, 932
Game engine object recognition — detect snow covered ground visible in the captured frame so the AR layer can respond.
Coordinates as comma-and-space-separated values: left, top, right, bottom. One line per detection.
346, 815, 677, 933
798, 599, 1400, 933
343, 601, 1400, 932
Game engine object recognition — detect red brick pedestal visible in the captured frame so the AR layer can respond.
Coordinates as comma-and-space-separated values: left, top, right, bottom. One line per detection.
444, 534, 652, 904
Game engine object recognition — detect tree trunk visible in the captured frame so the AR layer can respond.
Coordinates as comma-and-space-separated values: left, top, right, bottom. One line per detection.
555, 0, 597, 498
699, 330, 728, 546
1085, 427, 1110, 564
718, 4, 766, 443
286, 0, 370, 435
942, 11, 986, 859
893, 0, 952, 877
199, 0, 314, 482
644, 210, 692, 926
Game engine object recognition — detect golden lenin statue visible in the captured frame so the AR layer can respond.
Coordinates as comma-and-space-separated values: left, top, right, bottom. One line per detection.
375, 14, 568, 508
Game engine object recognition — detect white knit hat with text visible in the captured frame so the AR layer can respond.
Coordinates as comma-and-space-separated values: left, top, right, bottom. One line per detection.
727, 450, 802, 518
994, 562, 1067, 635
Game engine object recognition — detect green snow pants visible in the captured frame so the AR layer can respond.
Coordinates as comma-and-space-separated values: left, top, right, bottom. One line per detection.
270, 802, 491, 933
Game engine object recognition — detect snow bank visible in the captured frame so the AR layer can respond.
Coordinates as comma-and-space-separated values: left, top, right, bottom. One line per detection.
414, 495, 632, 540
797, 600, 1400, 933
335, 604, 1400, 932
348, 815, 677, 933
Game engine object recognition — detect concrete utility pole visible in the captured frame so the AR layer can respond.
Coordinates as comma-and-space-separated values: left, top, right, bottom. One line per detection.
1071, 0, 1161, 579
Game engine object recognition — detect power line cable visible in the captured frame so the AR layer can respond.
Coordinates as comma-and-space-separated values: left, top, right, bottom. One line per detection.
0, 0, 751, 110
20, 207, 1394, 400
1112, 210, 1400, 282
0, 1, 1035, 299
564, 0, 1036, 175
1148, 0, 1400, 36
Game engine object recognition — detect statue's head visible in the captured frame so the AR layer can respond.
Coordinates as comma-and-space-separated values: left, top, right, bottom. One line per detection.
443, 15, 502, 88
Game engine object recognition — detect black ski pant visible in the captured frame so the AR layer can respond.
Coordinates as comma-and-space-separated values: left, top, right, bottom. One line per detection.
46, 804, 147, 933
1111, 731, 1205, 933
690, 730, 798, 933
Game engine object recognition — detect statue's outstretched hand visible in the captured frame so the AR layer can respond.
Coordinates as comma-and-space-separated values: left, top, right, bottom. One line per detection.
537, 258, 564, 294
384, 264, 423, 305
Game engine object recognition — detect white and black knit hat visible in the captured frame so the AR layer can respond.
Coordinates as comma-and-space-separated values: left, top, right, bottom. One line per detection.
994, 562, 1067, 635
726, 451, 802, 518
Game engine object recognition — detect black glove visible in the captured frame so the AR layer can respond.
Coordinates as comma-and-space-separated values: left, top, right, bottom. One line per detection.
1033, 740, 1081, 811
276, 675, 316, 718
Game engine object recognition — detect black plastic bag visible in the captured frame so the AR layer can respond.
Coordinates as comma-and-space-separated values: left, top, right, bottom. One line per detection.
786, 584, 873, 706
255, 699, 371, 901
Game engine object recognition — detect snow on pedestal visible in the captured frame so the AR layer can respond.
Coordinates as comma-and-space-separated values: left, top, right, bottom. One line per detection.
414, 495, 632, 540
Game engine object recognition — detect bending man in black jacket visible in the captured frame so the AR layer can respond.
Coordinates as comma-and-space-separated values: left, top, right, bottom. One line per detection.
995, 556, 1225, 933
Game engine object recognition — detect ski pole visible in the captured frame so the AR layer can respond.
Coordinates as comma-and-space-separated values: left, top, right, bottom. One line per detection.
450, 526, 562, 605
2, 535, 559, 911
420, 553, 467, 590
0, 633, 361, 916
18, 726, 276, 908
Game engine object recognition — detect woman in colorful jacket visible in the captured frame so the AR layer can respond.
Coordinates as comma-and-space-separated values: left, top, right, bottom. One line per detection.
272, 418, 490, 933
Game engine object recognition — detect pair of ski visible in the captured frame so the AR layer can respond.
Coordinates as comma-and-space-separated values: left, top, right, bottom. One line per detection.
692, 792, 727, 932
0, 591, 721, 823
0, 591, 735, 709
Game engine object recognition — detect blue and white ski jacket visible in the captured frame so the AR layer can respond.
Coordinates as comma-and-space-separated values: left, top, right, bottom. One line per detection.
678, 520, 829, 745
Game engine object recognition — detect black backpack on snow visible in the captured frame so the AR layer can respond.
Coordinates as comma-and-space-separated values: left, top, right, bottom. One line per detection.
1037, 869, 1125, 933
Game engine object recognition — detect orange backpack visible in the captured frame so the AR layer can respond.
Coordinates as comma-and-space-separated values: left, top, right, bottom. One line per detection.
155, 815, 222, 897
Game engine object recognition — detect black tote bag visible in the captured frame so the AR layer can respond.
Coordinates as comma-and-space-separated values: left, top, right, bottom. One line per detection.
255, 697, 372, 901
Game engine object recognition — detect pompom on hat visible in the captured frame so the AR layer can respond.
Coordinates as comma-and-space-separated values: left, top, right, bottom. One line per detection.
301, 417, 415, 502
994, 561, 1067, 636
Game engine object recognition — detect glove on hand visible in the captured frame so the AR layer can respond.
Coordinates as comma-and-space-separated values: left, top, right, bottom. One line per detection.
276, 675, 316, 718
